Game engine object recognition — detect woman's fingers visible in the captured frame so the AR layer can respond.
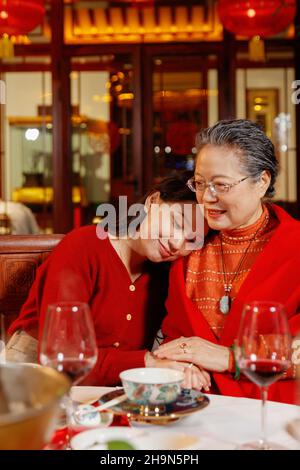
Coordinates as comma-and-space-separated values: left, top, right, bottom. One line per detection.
155, 337, 191, 354
190, 367, 210, 391
151, 358, 186, 372
192, 369, 203, 390
182, 365, 211, 391
154, 351, 194, 362
198, 369, 211, 391
154, 348, 186, 357
182, 366, 193, 389
154, 339, 199, 361
202, 369, 211, 386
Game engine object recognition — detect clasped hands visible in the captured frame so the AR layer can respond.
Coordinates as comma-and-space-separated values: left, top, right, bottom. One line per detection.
147, 336, 230, 392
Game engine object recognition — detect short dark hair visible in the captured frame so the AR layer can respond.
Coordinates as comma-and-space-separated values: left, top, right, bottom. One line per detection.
112, 171, 196, 236
142, 170, 196, 204
195, 119, 279, 198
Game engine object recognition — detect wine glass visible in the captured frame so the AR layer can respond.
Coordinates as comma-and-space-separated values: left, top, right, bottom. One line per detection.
39, 302, 98, 447
235, 301, 291, 450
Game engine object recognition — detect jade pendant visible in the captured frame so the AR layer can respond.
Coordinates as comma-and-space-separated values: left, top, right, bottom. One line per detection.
219, 295, 231, 315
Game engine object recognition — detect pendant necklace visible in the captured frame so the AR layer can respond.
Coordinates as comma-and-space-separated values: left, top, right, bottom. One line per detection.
219, 214, 269, 315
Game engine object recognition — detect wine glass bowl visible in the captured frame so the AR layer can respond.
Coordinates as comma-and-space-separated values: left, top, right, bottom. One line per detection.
235, 301, 292, 450
40, 302, 98, 385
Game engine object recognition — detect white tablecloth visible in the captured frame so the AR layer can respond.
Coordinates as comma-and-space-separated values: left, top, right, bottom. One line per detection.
160, 394, 300, 450
72, 387, 300, 450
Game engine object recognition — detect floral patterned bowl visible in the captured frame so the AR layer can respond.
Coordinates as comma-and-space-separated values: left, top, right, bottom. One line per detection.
119, 368, 184, 405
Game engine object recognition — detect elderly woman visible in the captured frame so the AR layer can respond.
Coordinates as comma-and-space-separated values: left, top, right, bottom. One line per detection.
153, 119, 300, 404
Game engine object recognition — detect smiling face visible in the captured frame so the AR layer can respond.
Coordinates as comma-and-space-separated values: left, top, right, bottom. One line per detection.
136, 195, 203, 262
195, 144, 271, 231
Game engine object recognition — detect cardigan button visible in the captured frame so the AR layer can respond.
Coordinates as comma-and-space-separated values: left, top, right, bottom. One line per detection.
113, 342, 120, 348
126, 314, 132, 321
129, 284, 136, 292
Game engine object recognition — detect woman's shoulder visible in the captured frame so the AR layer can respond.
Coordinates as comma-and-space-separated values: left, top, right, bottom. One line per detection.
54, 225, 110, 254
270, 204, 300, 234
265, 205, 300, 259
64, 224, 107, 240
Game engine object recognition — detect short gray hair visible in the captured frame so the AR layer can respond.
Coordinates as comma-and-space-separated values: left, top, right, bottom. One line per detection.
195, 119, 279, 198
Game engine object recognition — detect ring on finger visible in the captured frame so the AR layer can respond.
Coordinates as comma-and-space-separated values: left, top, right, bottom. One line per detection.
180, 342, 189, 354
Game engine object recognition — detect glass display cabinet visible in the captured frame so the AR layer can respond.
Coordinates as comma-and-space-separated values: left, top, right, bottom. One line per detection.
8, 111, 111, 232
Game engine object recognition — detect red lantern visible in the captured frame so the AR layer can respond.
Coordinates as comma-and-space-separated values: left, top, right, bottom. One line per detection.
113, 0, 154, 3
0, 0, 45, 36
218, 0, 296, 38
96, 0, 153, 5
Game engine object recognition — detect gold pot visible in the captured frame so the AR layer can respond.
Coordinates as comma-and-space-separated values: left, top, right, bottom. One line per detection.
0, 363, 70, 450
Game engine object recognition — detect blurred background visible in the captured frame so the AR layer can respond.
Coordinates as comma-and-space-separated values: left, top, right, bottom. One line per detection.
0, 0, 299, 234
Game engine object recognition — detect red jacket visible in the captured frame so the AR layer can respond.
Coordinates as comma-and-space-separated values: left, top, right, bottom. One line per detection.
9, 226, 169, 386
162, 205, 300, 404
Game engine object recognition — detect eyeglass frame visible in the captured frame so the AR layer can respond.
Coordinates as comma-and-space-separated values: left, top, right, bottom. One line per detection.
186, 176, 249, 195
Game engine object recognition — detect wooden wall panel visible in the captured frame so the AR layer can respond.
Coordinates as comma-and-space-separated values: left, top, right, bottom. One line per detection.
0, 235, 63, 332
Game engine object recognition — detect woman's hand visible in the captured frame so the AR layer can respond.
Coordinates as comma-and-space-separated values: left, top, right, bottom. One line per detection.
145, 352, 211, 391
153, 336, 230, 372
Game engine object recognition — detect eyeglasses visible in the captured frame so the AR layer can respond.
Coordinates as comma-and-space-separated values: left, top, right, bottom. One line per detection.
186, 176, 249, 195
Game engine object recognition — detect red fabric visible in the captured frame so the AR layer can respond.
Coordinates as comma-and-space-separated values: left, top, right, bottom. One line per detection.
73, 206, 82, 228
0, 0, 45, 36
9, 225, 168, 386
162, 204, 300, 404
218, 0, 296, 38
49, 415, 130, 450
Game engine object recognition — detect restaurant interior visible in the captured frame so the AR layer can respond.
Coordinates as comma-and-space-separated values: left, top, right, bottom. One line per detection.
0, 0, 299, 234
0, 0, 300, 452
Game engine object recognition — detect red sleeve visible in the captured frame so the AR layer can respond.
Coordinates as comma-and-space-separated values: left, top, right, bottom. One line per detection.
83, 348, 147, 386
8, 227, 94, 338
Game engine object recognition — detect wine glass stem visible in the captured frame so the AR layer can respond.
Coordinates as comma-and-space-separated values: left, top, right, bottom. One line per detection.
63, 393, 73, 450
260, 386, 269, 449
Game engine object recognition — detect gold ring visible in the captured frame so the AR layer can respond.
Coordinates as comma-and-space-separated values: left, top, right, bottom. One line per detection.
180, 342, 188, 354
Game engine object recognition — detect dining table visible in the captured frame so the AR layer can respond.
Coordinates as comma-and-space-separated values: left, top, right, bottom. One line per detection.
69, 386, 300, 450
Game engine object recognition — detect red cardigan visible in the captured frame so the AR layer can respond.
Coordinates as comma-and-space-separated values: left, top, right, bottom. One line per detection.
161, 205, 300, 404
9, 226, 169, 386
